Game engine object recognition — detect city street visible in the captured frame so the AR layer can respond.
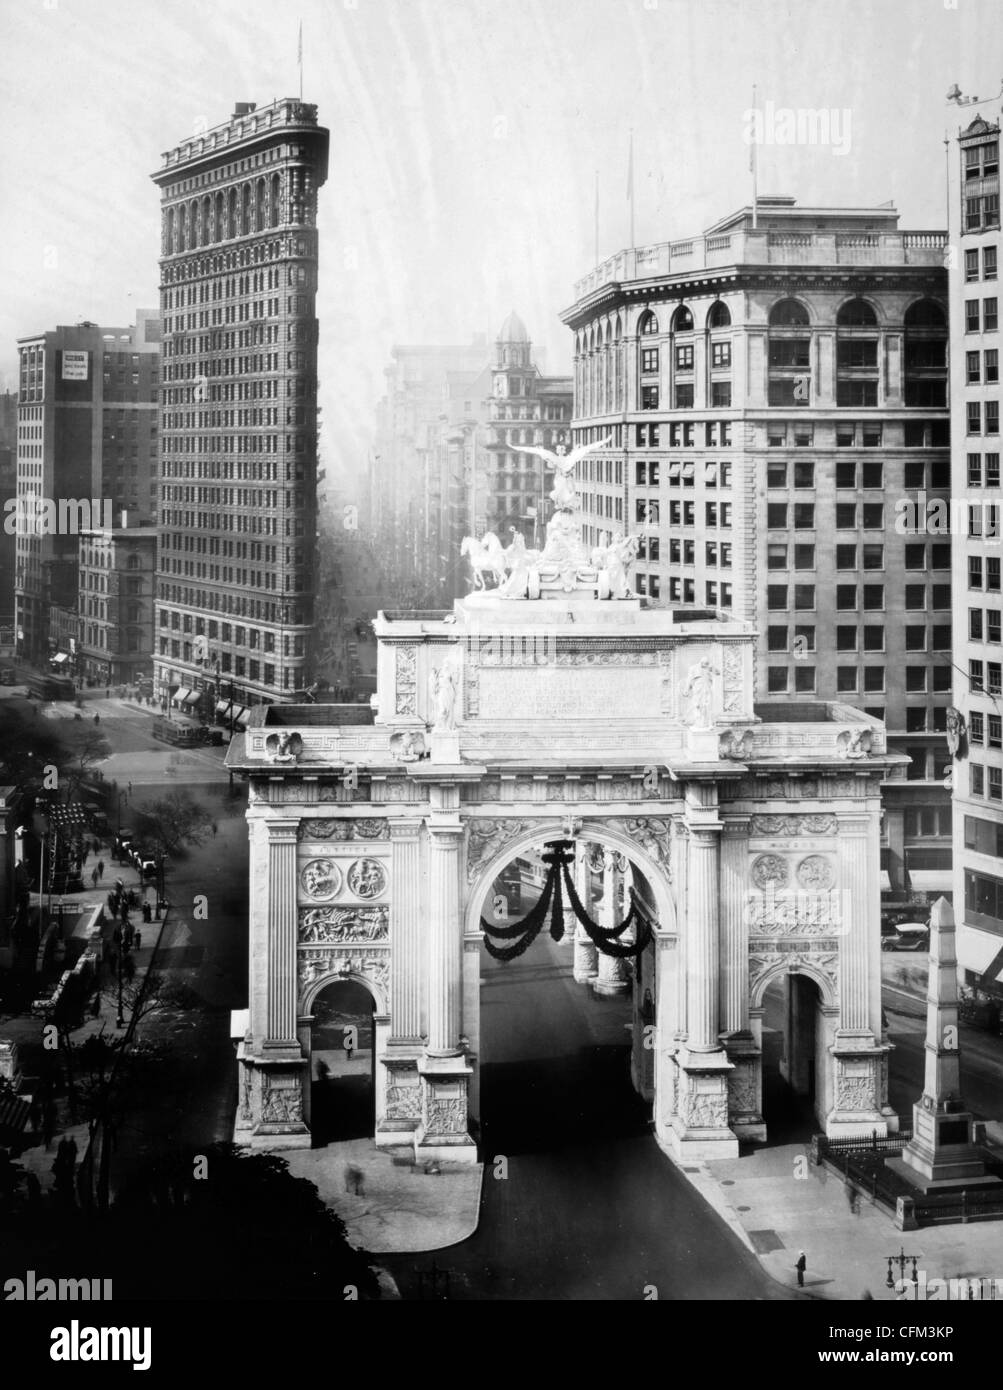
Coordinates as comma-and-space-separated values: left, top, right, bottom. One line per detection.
384, 934, 797, 1301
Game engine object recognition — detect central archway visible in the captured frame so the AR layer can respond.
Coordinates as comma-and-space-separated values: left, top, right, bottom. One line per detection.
462, 820, 677, 1139
304, 977, 377, 1145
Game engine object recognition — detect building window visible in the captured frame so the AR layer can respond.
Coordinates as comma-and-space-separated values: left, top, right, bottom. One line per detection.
673, 383, 693, 409
675, 344, 694, 370
641, 385, 659, 410
710, 381, 732, 407
767, 585, 787, 611
641, 347, 659, 373
967, 299, 981, 332
767, 626, 787, 651
987, 298, 999, 332
768, 667, 789, 693
711, 342, 731, 369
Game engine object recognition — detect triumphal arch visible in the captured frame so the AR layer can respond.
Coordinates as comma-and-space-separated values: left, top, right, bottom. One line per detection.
227, 480, 901, 1162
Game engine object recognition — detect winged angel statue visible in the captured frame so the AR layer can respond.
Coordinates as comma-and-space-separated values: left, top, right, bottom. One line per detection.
510, 436, 613, 511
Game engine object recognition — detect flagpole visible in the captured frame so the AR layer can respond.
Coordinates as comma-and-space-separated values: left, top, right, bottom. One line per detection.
298, 20, 303, 100
627, 129, 635, 250
750, 84, 758, 229
594, 169, 599, 268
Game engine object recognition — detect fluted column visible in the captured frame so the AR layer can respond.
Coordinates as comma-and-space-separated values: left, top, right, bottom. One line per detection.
426, 821, 463, 1057
264, 817, 299, 1050
389, 819, 423, 1044
719, 819, 749, 1036
687, 825, 722, 1051
573, 844, 598, 982
595, 850, 631, 995
838, 816, 871, 1033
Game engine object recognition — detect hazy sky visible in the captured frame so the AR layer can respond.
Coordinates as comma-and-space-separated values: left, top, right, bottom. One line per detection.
1, 0, 1000, 483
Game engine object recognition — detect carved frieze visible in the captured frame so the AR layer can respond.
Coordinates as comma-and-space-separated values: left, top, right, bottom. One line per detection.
727, 1063, 759, 1115
424, 1097, 468, 1135
748, 950, 839, 996
260, 1079, 303, 1125
298, 950, 390, 1004
749, 814, 837, 836
622, 817, 672, 871
298, 906, 389, 944
466, 819, 528, 881
747, 891, 843, 934
836, 1075, 876, 1112
683, 1091, 729, 1130
298, 817, 390, 841
721, 645, 744, 716
395, 645, 418, 716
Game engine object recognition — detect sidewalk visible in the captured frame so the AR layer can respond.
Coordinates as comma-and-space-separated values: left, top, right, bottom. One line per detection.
284, 1142, 483, 1254
664, 959, 1003, 1301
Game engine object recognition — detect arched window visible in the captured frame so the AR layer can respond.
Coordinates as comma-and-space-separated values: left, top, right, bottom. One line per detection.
176, 205, 187, 252
904, 299, 947, 328
672, 305, 694, 332
836, 298, 878, 327
165, 207, 175, 254
256, 179, 267, 231
638, 310, 659, 335
903, 299, 948, 406
270, 173, 281, 228
228, 187, 239, 237
707, 301, 731, 329
215, 191, 225, 241
241, 183, 252, 233
769, 298, 810, 327
201, 196, 211, 246
126, 553, 140, 569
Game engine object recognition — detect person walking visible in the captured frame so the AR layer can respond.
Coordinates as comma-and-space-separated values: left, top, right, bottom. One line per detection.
91, 866, 99, 888
211, 821, 218, 838
93, 713, 100, 726
795, 1251, 807, 1288
97, 859, 104, 882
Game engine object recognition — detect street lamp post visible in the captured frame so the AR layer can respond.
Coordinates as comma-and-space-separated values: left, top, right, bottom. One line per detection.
885, 1247, 920, 1290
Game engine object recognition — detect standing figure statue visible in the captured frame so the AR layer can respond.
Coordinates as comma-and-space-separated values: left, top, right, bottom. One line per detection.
603, 532, 639, 600
499, 529, 540, 598
681, 656, 720, 730
429, 654, 460, 731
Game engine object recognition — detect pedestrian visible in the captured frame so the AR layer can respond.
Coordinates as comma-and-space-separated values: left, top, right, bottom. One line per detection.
91, 866, 99, 888
90, 989, 101, 1018
25, 1171, 41, 1204
97, 859, 104, 882
795, 1251, 806, 1288
93, 713, 100, 726
134, 927, 141, 950
211, 821, 218, 838
106, 688, 110, 699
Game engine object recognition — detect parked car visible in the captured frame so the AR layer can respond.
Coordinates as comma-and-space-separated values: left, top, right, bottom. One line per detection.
882, 923, 931, 951
0, 668, 16, 685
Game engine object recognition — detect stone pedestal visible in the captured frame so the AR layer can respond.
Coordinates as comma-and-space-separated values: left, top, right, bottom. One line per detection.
573, 925, 598, 982
592, 851, 630, 996
430, 730, 461, 764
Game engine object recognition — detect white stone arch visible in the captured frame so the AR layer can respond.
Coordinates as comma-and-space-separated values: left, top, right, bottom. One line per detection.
462, 815, 677, 938
301, 966, 387, 1018
749, 957, 837, 1012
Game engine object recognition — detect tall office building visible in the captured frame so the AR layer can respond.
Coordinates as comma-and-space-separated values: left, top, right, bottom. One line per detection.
14, 313, 160, 662
949, 113, 1003, 996
561, 198, 952, 909
151, 98, 329, 712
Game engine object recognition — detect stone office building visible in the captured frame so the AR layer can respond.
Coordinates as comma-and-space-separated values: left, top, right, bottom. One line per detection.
561, 198, 952, 910
151, 97, 329, 714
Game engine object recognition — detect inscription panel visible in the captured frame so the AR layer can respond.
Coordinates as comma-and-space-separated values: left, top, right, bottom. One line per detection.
476, 667, 660, 721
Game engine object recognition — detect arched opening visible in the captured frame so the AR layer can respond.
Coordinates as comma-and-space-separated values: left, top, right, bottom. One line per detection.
671, 304, 694, 332
470, 834, 663, 1159
308, 978, 377, 1145
836, 297, 878, 327
638, 309, 659, 335
769, 297, 810, 327
756, 970, 827, 1142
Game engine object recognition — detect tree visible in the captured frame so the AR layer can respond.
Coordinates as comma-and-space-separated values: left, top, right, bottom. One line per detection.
0, 703, 70, 790
58, 723, 111, 797
133, 791, 213, 857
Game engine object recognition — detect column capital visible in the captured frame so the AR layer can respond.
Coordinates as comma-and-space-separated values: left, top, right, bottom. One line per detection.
265, 816, 300, 843
427, 817, 464, 839
389, 818, 423, 841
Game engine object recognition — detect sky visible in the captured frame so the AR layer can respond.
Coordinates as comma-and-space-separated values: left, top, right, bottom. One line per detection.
1, 0, 1001, 486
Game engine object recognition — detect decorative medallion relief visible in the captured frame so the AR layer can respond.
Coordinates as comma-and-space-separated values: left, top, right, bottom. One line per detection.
835, 1074, 876, 1113
298, 906, 389, 944
347, 858, 388, 899
795, 855, 835, 890
300, 859, 343, 901
622, 817, 672, 872
751, 854, 789, 890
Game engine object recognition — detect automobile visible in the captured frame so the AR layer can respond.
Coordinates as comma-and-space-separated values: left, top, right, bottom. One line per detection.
0, 668, 16, 685
114, 829, 135, 859
137, 857, 157, 881
882, 924, 931, 951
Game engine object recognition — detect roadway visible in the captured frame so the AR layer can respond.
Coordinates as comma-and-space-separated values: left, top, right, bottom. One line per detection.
385, 932, 797, 1301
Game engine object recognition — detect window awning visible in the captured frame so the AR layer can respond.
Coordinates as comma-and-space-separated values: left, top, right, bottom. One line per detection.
958, 927, 1003, 978
233, 708, 251, 729
172, 688, 191, 705
215, 699, 232, 717
182, 690, 201, 706
880, 871, 893, 893
50, 652, 69, 664
907, 871, 954, 894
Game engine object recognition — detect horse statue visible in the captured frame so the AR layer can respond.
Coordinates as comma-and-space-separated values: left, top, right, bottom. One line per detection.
460, 532, 507, 590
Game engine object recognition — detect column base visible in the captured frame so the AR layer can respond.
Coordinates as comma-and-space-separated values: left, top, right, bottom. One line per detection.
592, 977, 630, 997
416, 1053, 478, 1163
667, 1048, 739, 1159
